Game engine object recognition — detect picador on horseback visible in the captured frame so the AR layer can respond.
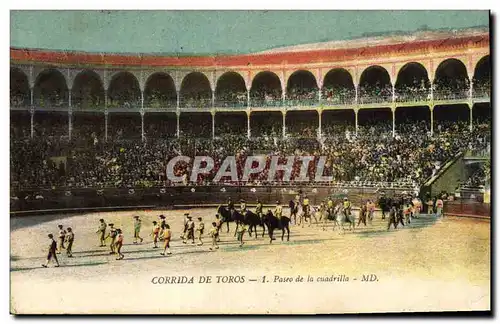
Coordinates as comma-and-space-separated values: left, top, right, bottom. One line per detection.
227, 197, 234, 215
342, 197, 352, 221
256, 199, 263, 220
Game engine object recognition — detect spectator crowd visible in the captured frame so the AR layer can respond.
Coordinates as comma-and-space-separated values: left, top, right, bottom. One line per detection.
11, 114, 490, 191
10, 79, 491, 192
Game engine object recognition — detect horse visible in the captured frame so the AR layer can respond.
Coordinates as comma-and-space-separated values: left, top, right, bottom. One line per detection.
217, 205, 245, 237
262, 210, 291, 244
312, 206, 329, 230
243, 210, 266, 239
332, 205, 356, 232
298, 204, 315, 227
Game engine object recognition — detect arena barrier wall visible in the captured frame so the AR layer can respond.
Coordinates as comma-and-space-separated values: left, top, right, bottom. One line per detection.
10, 185, 404, 214
444, 199, 491, 219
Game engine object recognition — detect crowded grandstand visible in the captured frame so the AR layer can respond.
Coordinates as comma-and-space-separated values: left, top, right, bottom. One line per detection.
10, 30, 491, 208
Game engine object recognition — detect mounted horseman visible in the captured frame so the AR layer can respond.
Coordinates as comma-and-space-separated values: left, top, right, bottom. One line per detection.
262, 207, 291, 244
217, 197, 244, 236
244, 201, 267, 239
339, 197, 356, 231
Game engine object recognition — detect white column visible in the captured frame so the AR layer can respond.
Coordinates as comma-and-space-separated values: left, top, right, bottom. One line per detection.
355, 85, 359, 104
176, 113, 180, 138
469, 105, 473, 131
247, 112, 251, 139
247, 89, 250, 108
68, 110, 72, 140
141, 110, 145, 142
392, 107, 396, 138
392, 84, 395, 103
68, 90, 72, 108
104, 111, 108, 142
30, 88, 34, 107
430, 106, 434, 136
30, 107, 34, 138
318, 110, 322, 138
212, 91, 215, 108
318, 86, 322, 104
177, 91, 180, 109
282, 111, 286, 137
282, 88, 286, 106
469, 79, 473, 100
355, 109, 359, 135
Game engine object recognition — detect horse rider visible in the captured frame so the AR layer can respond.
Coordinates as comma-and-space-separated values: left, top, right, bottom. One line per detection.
227, 197, 235, 215
327, 196, 334, 217
275, 201, 283, 219
256, 199, 264, 220
342, 197, 351, 219
240, 199, 247, 214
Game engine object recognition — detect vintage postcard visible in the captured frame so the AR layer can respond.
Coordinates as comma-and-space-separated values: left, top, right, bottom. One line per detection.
9, 10, 491, 314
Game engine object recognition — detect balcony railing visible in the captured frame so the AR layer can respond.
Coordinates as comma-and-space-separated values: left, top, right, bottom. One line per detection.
358, 95, 392, 104
214, 100, 247, 108
321, 96, 356, 106
433, 89, 469, 101
250, 99, 283, 107
179, 98, 211, 109
10, 89, 492, 113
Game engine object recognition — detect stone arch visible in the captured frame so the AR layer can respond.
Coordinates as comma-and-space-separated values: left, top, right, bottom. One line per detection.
10, 67, 30, 107
144, 72, 177, 108
250, 71, 282, 106
286, 70, 318, 103
215, 71, 247, 107
106, 70, 141, 91
433, 58, 470, 100
107, 71, 141, 108
286, 69, 318, 88
33, 68, 69, 108
473, 55, 490, 98
395, 62, 431, 102
358, 65, 392, 103
72, 69, 105, 109
179, 72, 212, 108
322, 68, 356, 105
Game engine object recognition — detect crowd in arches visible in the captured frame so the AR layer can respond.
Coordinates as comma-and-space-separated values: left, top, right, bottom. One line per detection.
10, 56, 490, 109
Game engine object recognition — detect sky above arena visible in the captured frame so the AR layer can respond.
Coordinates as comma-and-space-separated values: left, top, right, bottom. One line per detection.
10, 10, 489, 55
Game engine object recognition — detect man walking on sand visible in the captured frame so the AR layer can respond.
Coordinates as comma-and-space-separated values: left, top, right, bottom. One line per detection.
42, 234, 60, 268
133, 216, 144, 244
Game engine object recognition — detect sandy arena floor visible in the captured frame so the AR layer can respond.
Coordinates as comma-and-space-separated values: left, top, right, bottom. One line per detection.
10, 208, 490, 314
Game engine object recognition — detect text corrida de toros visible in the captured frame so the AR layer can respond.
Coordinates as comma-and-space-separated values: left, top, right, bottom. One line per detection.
165, 155, 335, 183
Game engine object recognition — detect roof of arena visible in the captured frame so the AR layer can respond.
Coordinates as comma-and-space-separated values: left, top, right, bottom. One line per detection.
10, 28, 489, 68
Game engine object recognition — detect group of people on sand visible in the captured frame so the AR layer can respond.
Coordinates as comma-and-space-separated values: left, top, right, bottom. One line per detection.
42, 225, 74, 268
40, 193, 445, 268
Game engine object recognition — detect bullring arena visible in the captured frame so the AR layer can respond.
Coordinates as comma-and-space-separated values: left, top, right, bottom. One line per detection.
10, 207, 491, 314
10, 13, 491, 314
